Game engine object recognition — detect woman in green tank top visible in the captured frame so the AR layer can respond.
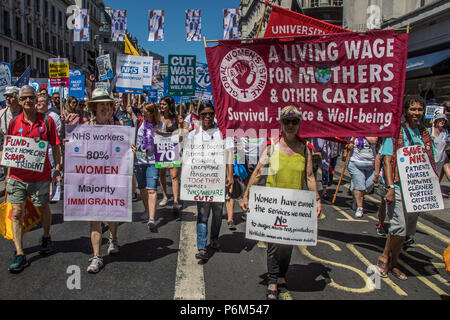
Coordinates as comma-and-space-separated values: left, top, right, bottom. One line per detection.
241, 106, 322, 300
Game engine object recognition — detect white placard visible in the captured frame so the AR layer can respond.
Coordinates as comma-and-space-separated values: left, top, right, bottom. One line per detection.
180, 140, 225, 202
1, 136, 48, 172
397, 145, 444, 213
246, 186, 318, 246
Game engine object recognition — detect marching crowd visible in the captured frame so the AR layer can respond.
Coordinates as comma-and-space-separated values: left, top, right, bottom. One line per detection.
1, 84, 449, 300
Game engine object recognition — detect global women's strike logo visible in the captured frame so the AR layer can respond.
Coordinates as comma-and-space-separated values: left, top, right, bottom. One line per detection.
220, 48, 267, 103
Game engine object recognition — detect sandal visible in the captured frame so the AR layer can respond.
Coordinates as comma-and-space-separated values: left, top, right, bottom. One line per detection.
195, 250, 208, 261
377, 256, 389, 278
390, 267, 407, 281
266, 289, 278, 300
277, 283, 293, 300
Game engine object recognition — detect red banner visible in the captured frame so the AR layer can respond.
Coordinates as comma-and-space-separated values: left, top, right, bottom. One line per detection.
264, 5, 350, 38
205, 30, 409, 138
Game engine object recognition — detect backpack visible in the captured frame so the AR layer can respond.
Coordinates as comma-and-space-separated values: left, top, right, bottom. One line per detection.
10, 113, 50, 137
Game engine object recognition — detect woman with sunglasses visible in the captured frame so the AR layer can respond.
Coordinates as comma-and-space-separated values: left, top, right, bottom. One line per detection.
132, 103, 163, 231
241, 105, 322, 300
187, 102, 234, 261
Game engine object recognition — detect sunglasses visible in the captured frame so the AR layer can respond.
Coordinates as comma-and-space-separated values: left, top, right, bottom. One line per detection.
20, 96, 36, 101
282, 118, 300, 125
200, 112, 215, 117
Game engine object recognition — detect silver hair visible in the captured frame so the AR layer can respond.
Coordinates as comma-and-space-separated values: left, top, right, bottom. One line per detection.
19, 85, 37, 98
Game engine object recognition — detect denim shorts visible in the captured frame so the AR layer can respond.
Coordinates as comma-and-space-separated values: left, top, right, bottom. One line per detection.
347, 161, 374, 192
134, 164, 159, 190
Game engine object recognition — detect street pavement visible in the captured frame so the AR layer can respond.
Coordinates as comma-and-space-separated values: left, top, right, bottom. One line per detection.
0, 159, 448, 301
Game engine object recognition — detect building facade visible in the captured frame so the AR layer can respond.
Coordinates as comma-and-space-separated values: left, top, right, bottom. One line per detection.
0, 0, 155, 84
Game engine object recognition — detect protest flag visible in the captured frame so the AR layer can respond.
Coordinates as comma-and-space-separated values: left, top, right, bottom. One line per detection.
13, 66, 31, 88
111, 9, 127, 42
148, 10, 164, 41
124, 35, 140, 56
223, 8, 239, 40
262, 1, 350, 38
73, 8, 90, 42
186, 9, 201, 41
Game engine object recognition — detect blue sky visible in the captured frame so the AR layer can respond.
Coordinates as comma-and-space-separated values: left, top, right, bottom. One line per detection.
103, 0, 240, 64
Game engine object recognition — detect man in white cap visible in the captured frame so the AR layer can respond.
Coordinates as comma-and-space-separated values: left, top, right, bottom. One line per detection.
0, 86, 22, 180
5, 85, 62, 273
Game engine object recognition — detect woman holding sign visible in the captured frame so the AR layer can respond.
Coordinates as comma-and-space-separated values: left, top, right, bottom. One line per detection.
241, 106, 322, 300
158, 96, 182, 211
376, 95, 437, 281
131, 103, 163, 232
84, 89, 120, 273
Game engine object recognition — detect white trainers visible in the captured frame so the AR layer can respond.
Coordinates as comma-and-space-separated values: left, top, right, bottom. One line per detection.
159, 198, 168, 207
355, 207, 364, 218
87, 256, 104, 273
107, 238, 119, 255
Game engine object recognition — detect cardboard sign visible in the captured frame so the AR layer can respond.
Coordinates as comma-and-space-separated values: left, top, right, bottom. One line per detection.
154, 134, 180, 168
397, 145, 444, 213
246, 186, 318, 246
1, 136, 48, 172
424, 105, 445, 120
64, 125, 134, 222
180, 140, 225, 202
48, 58, 70, 87
115, 54, 144, 94
168, 55, 196, 97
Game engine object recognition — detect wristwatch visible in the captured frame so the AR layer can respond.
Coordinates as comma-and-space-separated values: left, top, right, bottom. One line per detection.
388, 185, 395, 189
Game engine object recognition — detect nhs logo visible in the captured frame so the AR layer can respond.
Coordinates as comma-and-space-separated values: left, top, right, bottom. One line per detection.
121, 66, 139, 74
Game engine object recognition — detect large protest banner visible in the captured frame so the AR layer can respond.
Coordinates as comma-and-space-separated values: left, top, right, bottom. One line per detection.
111, 10, 127, 42
1, 136, 48, 172
69, 69, 85, 100
115, 54, 144, 94
48, 58, 70, 87
264, 4, 350, 38
180, 140, 225, 203
397, 145, 444, 213
73, 8, 90, 42
168, 55, 196, 97
206, 30, 409, 138
64, 125, 134, 222
246, 186, 317, 246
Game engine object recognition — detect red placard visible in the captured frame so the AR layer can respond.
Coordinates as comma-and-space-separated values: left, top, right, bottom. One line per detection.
264, 5, 350, 38
206, 30, 408, 138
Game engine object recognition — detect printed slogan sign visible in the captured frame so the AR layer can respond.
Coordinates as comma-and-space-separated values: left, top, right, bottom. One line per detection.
168, 55, 196, 97
64, 125, 134, 222
246, 186, 317, 246
397, 145, 444, 213
48, 58, 70, 87
154, 134, 180, 168
180, 140, 225, 203
206, 30, 409, 138
1, 136, 48, 172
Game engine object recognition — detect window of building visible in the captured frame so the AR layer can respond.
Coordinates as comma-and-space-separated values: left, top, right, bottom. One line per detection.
51, 6, 56, 24
58, 10, 62, 27
3, 47, 9, 62
34, 0, 40, 12
44, 1, 48, 18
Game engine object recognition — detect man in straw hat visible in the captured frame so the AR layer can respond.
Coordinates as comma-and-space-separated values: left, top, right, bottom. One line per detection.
5, 85, 62, 273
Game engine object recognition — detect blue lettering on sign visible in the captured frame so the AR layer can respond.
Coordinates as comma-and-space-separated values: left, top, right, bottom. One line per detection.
143, 67, 148, 73
121, 66, 139, 74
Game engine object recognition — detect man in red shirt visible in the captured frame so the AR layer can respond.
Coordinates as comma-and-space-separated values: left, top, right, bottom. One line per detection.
5, 85, 62, 273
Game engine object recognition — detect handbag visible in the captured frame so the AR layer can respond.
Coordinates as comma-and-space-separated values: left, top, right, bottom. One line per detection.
0, 194, 42, 241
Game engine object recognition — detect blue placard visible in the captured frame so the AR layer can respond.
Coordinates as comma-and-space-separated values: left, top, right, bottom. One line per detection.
69, 69, 85, 100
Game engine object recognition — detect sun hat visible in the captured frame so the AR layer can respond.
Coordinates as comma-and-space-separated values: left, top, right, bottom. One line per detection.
87, 88, 114, 112
4, 86, 19, 96
280, 105, 302, 120
434, 113, 448, 123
